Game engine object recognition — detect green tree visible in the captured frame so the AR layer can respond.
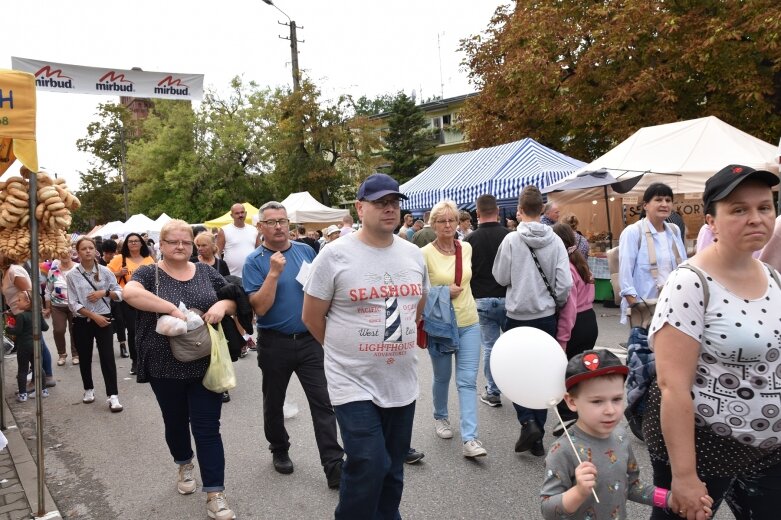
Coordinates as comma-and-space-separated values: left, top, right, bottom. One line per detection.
75, 102, 138, 219
460, 0, 781, 159
263, 78, 382, 205
381, 92, 436, 184
71, 168, 124, 232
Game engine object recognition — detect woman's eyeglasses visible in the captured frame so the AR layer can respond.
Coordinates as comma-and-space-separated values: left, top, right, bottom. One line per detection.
162, 239, 194, 248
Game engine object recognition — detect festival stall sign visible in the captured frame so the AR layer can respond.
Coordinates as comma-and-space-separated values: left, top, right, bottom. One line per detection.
12, 57, 204, 101
0, 69, 38, 176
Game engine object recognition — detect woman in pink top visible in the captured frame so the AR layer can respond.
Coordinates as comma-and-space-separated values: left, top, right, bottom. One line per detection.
552, 223, 597, 435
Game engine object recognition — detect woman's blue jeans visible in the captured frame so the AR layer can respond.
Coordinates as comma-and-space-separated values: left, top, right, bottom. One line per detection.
428, 323, 481, 441
333, 400, 415, 520
150, 377, 225, 492
504, 315, 557, 429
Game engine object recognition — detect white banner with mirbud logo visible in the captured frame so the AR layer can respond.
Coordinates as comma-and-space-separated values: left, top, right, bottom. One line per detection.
11, 57, 204, 100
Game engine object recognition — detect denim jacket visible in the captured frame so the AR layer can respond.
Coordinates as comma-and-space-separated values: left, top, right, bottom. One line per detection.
423, 285, 459, 355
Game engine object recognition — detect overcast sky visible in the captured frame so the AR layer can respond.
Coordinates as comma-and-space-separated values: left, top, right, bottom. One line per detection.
5, 0, 504, 189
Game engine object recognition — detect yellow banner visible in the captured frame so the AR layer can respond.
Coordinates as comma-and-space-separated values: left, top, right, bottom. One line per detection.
0, 69, 38, 175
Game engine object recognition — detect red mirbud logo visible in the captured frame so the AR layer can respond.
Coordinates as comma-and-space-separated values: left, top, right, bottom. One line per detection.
154, 75, 189, 97
96, 71, 134, 92
34, 66, 73, 89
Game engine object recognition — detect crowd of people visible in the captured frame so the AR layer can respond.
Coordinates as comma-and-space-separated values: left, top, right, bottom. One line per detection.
2, 164, 780, 519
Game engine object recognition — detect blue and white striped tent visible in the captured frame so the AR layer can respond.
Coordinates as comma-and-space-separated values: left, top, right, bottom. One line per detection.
400, 138, 585, 211
400, 151, 476, 212
487, 139, 585, 208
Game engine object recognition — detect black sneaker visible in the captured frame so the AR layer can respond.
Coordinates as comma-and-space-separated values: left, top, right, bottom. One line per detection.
515, 420, 543, 453
404, 448, 425, 464
221, 391, 231, 403
129, 362, 137, 375
530, 439, 545, 457
272, 452, 294, 475
479, 392, 502, 407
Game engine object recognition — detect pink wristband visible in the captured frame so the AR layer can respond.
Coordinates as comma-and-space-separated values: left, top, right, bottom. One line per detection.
653, 487, 669, 509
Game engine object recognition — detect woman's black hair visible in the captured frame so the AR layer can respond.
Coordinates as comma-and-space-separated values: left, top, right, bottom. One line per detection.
642, 183, 674, 203
121, 232, 151, 258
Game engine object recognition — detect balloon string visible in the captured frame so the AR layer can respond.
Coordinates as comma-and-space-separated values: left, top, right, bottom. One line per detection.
553, 405, 600, 504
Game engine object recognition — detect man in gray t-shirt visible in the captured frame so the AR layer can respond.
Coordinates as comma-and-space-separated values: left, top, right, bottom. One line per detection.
303, 173, 428, 520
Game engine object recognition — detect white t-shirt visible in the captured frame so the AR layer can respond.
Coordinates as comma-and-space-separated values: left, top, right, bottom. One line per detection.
304, 233, 429, 408
221, 223, 258, 277
2, 265, 30, 315
649, 265, 781, 449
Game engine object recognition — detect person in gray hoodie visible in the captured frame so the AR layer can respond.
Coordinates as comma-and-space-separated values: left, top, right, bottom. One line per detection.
492, 185, 572, 456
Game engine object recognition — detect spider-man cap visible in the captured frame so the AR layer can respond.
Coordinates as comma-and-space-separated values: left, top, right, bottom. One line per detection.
565, 349, 628, 390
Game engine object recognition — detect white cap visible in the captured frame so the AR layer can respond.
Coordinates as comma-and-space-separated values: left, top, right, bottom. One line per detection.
325, 225, 340, 236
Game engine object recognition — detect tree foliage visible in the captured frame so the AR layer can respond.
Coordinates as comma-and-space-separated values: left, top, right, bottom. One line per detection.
460, 0, 781, 160
262, 79, 383, 205
71, 168, 124, 232
381, 92, 436, 184
76, 77, 382, 224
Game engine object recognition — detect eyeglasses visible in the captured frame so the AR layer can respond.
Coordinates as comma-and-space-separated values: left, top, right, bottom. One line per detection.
162, 239, 194, 248
365, 198, 401, 209
126, 240, 142, 244
435, 218, 457, 226
262, 219, 291, 228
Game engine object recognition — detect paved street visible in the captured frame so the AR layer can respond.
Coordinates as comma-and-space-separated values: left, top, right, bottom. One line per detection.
3, 305, 733, 519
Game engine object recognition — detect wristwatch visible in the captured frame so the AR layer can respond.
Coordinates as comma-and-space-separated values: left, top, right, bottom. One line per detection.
105, 289, 110, 297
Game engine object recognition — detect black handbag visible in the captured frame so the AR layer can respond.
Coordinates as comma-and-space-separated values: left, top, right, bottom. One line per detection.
155, 263, 211, 362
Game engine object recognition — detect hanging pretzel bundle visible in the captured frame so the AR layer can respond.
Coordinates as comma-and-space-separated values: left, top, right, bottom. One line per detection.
0, 167, 81, 262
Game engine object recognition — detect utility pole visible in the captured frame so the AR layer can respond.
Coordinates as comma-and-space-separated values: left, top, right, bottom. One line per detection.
262, 0, 303, 92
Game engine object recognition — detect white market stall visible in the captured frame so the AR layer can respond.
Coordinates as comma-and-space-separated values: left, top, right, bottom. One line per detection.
547, 116, 781, 240
279, 191, 349, 226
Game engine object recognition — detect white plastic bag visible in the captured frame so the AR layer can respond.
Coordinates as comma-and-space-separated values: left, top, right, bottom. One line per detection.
155, 302, 204, 336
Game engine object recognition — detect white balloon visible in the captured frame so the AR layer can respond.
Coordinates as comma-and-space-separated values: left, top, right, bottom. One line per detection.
490, 326, 568, 409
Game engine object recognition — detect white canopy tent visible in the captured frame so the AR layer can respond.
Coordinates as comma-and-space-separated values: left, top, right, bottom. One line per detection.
279, 191, 349, 225
122, 213, 157, 234
88, 220, 125, 238
549, 116, 780, 205
149, 212, 172, 232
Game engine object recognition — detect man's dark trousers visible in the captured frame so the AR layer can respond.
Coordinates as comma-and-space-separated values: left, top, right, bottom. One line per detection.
258, 330, 343, 474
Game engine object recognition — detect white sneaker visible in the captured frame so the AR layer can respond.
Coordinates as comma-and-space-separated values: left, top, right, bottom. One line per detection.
16, 393, 27, 403
107, 395, 123, 413
434, 418, 453, 439
463, 439, 487, 458
177, 463, 196, 495
83, 389, 95, 403
206, 491, 236, 520
29, 388, 49, 398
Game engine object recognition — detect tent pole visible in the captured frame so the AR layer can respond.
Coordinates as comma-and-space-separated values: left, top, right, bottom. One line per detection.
604, 186, 613, 246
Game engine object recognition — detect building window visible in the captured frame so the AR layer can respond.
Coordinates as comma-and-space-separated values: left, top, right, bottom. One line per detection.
442, 114, 452, 127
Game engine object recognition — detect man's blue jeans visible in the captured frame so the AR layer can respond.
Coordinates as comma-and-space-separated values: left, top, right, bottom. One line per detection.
150, 377, 225, 492
475, 298, 506, 396
333, 400, 415, 520
504, 315, 557, 429
428, 323, 481, 441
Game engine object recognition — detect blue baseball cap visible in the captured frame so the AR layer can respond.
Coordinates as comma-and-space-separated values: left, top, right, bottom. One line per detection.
357, 173, 408, 201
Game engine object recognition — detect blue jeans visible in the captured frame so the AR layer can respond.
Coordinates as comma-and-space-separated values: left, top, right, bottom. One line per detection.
504, 315, 557, 429
428, 323, 481, 441
150, 377, 225, 492
333, 400, 415, 520
475, 298, 506, 396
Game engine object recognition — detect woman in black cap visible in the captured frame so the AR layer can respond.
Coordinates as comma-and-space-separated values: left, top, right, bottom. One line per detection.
646, 165, 781, 519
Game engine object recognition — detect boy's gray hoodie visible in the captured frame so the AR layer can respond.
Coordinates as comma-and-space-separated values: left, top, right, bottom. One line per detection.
492, 221, 572, 321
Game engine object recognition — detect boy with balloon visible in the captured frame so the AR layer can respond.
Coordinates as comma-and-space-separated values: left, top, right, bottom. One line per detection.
489, 331, 712, 518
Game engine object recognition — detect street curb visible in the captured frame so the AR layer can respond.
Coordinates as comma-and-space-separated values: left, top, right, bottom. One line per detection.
2, 400, 62, 520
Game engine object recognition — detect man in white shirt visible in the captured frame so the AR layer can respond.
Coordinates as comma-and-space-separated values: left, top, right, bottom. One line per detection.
216, 203, 258, 277
339, 214, 354, 236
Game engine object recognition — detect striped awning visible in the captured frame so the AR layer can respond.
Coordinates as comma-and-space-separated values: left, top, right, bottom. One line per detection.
400, 139, 585, 211
488, 140, 586, 207
401, 151, 475, 210
442, 139, 531, 208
